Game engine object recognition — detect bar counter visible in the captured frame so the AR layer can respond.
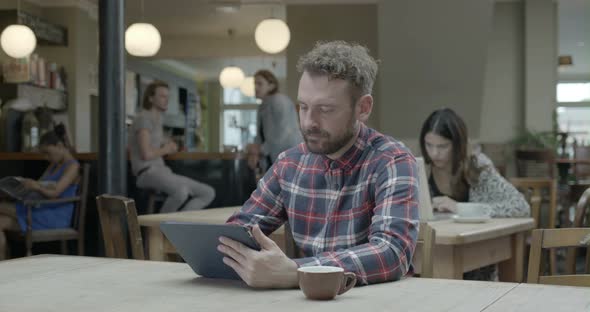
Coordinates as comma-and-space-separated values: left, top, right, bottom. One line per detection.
0, 151, 255, 207
0, 151, 257, 257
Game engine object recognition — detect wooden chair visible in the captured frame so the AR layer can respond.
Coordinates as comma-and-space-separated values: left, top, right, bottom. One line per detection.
566, 187, 590, 274
479, 142, 509, 177
416, 222, 436, 278
573, 145, 590, 181
527, 228, 590, 286
7, 163, 90, 256
510, 177, 558, 275
510, 177, 557, 229
145, 190, 166, 215
515, 149, 555, 178
96, 194, 145, 260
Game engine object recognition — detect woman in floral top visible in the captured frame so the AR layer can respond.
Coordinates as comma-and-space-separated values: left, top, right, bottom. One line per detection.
419, 108, 530, 280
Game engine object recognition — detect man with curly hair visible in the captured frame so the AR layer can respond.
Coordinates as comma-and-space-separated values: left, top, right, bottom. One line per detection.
221, 41, 419, 288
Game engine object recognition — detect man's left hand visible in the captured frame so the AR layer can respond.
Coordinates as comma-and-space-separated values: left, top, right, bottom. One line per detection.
218, 224, 299, 288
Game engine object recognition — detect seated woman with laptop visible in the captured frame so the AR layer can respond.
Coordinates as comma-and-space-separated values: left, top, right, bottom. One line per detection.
419, 108, 530, 280
420, 108, 530, 217
0, 125, 79, 260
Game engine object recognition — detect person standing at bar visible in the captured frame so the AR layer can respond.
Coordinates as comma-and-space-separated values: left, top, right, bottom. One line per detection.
129, 81, 215, 213
247, 70, 302, 173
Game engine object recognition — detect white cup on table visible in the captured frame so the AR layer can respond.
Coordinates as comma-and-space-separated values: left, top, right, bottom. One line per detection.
456, 203, 489, 218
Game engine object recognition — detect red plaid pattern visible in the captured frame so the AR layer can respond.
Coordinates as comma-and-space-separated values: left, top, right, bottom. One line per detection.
227, 123, 419, 285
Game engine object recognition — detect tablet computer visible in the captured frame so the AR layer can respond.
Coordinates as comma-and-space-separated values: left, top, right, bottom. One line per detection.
160, 222, 260, 280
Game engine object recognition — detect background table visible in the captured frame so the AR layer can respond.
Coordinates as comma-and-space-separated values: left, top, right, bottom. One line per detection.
414, 218, 535, 281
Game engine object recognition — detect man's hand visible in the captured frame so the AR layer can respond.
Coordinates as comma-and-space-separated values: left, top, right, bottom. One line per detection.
432, 196, 457, 213
217, 224, 299, 288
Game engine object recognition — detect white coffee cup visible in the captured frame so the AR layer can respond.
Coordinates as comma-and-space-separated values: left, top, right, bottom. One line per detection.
456, 203, 489, 218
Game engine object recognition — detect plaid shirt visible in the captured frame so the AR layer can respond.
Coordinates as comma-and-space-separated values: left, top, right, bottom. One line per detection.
227, 123, 419, 285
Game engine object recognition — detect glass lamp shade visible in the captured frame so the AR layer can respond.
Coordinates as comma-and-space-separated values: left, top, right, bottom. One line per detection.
254, 19, 290, 54
125, 23, 161, 57
239, 76, 255, 97
219, 66, 245, 89
0, 24, 36, 58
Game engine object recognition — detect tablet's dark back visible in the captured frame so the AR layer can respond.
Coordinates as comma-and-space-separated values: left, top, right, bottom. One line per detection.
160, 222, 260, 280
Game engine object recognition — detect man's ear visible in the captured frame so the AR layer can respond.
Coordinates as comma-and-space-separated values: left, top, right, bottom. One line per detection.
357, 94, 373, 123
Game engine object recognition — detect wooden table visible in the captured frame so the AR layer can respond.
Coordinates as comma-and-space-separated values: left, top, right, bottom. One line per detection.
138, 207, 286, 261
140, 209, 534, 282
414, 218, 535, 282
483, 282, 590, 312
1, 255, 588, 312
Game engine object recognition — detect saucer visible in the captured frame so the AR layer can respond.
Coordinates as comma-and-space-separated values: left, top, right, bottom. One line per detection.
452, 215, 491, 223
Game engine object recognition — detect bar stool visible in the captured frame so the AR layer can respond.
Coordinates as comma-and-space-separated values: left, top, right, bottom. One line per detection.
146, 190, 167, 214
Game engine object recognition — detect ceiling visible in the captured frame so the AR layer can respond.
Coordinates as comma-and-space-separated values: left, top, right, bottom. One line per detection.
26, 0, 589, 80
151, 55, 287, 81
125, 0, 590, 81
125, 0, 284, 38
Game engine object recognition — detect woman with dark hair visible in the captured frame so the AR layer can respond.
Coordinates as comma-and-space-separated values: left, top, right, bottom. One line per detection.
420, 108, 530, 280
0, 124, 79, 260
420, 108, 529, 280
248, 70, 302, 172
420, 108, 529, 217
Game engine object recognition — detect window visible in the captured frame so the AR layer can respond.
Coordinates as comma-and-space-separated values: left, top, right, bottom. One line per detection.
556, 82, 590, 150
220, 88, 260, 151
556, 106, 590, 147
557, 82, 590, 103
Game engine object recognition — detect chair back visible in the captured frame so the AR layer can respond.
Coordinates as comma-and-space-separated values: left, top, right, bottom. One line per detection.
13, 162, 90, 257
515, 149, 555, 178
73, 163, 90, 234
574, 145, 590, 180
479, 143, 509, 177
96, 194, 145, 260
566, 187, 590, 274
527, 228, 590, 286
417, 222, 436, 278
509, 177, 557, 229
511, 177, 558, 275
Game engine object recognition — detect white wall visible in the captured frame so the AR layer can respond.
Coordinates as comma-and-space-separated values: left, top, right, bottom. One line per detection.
479, 2, 525, 143
524, 0, 558, 132
377, 0, 494, 141
286, 4, 379, 130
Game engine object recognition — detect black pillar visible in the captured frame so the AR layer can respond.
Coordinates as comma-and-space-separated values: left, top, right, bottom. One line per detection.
98, 0, 126, 195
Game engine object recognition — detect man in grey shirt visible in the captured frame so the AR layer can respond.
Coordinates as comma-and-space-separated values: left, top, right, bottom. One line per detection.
129, 81, 215, 213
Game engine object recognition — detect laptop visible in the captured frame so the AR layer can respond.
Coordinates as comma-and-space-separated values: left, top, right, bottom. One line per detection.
416, 157, 454, 221
0, 176, 28, 200
416, 157, 434, 221
160, 222, 261, 280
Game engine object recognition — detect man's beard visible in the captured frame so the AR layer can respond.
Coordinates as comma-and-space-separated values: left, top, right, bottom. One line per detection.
302, 120, 357, 155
